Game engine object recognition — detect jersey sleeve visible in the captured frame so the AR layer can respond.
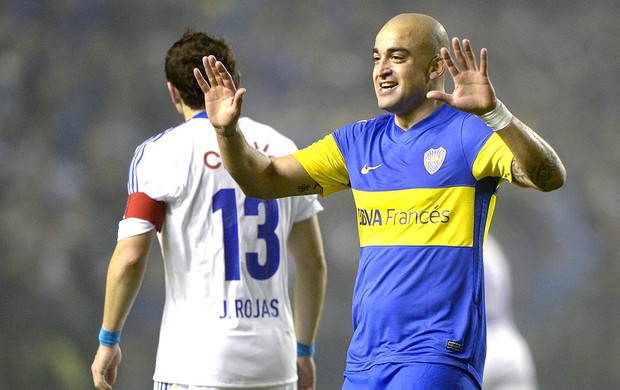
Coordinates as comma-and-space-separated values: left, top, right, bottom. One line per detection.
293, 134, 350, 196
117, 191, 165, 240
290, 194, 324, 223
459, 114, 514, 184
117, 131, 186, 238
127, 133, 187, 201
117, 218, 156, 241
471, 132, 514, 183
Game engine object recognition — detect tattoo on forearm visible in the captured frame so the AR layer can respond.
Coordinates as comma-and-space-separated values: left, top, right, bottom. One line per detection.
511, 160, 528, 183
513, 153, 562, 189
296, 182, 321, 194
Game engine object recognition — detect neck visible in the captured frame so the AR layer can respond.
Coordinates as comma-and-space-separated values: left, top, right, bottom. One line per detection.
181, 105, 204, 121
394, 99, 443, 130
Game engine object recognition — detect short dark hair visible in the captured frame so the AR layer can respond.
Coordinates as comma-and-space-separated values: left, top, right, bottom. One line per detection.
164, 29, 239, 110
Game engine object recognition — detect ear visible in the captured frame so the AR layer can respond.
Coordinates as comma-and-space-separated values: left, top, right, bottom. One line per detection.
167, 82, 182, 105
428, 55, 445, 80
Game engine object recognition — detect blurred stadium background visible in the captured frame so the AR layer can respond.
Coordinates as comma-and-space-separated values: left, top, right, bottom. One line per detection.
1, 1, 618, 388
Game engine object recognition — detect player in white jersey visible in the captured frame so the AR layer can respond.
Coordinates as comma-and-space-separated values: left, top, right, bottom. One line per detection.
483, 236, 538, 390
91, 30, 327, 390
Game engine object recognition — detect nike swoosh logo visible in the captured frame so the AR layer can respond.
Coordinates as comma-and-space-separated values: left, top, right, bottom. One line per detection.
361, 163, 383, 175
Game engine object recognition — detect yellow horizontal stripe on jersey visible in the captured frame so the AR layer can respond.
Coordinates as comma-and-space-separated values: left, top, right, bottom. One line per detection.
353, 186, 494, 248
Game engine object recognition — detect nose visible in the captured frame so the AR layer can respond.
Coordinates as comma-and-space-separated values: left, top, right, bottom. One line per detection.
374, 59, 391, 78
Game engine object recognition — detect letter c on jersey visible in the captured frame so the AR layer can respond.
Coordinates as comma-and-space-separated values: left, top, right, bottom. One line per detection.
204, 151, 222, 169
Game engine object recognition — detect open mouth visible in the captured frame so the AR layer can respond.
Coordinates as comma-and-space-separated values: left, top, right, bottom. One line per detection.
379, 81, 397, 91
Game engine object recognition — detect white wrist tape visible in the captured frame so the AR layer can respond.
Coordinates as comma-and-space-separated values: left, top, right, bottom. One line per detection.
478, 99, 513, 131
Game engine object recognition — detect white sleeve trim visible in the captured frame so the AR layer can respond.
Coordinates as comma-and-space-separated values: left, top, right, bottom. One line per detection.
117, 217, 156, 241
293, 196, 324, 223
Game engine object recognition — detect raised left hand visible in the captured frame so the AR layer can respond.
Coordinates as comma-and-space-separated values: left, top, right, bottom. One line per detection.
427, 37, 497, 115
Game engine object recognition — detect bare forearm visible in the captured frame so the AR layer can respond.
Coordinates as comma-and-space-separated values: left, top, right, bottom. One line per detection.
215, 129, 276, 198
216, 129, 322, 199
101, 236, 151, 331
294, 260, 326, 345
102, 261, 146, 330
498, 117, 566, 191
289, 217, 327, 345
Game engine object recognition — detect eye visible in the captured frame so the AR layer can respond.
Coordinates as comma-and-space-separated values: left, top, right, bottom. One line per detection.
372, 55, 380, 63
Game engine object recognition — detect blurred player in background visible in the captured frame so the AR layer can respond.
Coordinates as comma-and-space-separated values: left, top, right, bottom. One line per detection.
91, 30, 327, 390
483, 236, 538, 390
194, 12, 565, 389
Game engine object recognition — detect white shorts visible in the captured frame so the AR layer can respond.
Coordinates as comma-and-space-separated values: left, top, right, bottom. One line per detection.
153, 382, 296, 390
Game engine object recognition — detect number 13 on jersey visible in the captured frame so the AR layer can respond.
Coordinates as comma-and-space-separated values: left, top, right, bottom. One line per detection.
212, 188, 280, 281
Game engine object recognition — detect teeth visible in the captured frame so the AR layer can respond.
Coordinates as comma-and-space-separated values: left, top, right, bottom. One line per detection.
380, 82, 396, 88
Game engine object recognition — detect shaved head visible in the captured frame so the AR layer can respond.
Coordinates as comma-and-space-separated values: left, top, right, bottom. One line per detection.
379, 13, 449, 60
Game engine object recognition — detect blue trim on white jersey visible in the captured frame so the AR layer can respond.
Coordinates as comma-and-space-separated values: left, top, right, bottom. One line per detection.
128, 111, 210, 193
153, 381, 169, 390
128, 130, 169, 193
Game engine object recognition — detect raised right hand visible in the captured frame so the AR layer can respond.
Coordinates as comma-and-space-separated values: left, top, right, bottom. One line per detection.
194, 55, 246, 136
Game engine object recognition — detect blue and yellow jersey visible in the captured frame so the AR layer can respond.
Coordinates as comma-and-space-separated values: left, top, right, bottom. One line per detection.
294, 104, 514, 386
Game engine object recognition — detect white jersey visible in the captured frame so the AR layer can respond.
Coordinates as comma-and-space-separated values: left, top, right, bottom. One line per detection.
483, 236, 538, 390
118, 113, 322, 387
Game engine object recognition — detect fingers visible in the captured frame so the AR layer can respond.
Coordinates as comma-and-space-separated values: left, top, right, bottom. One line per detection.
479, 47, 488, 77
462, 38, 479, 71
193, 56, 214, 92
440, 47, 459, 78
193, 67, 209, 92
92, 368, 113, 390
450, 37, 478, 72
106, 366, 117, 386
451, 37, 466, 70
214, 60, 239, 90
204, 55, 234, 88
210, 56, 226, 87
199, 55, 215, 86
91, 346, 120, 390
442, 37, 485, 77
194, 55, 238, 93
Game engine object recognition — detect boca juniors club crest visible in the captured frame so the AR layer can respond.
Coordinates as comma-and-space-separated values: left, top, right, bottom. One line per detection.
424, 147, 446, 175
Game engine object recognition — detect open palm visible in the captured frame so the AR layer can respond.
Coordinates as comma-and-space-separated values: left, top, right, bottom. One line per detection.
194, 55, 246, 135
427, 38, 497, 115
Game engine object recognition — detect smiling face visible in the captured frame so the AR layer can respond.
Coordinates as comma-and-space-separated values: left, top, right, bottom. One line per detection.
372, 14, 448, 126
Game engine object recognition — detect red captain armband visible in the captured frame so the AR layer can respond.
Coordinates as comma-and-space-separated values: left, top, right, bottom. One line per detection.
124, 192, 166, 232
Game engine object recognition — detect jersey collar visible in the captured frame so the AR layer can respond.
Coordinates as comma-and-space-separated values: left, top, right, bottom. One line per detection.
193, 111, 208, 119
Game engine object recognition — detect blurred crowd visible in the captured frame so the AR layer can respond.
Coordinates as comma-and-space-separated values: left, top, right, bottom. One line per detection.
1, 1, 619, 388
